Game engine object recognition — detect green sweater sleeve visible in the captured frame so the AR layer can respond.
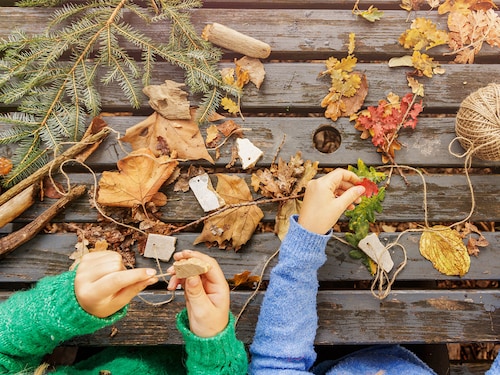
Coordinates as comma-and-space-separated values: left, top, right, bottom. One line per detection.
0, 271, 126, 374
176, 309, 248, 374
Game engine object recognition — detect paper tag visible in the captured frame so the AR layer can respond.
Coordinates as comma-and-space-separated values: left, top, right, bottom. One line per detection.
189, 173, 225, 212
236, 138, 263, 169
357, 233, 394, 273
143, 234, 176, 262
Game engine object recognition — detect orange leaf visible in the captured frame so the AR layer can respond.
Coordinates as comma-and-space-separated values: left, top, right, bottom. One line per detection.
97, 148, 178, 207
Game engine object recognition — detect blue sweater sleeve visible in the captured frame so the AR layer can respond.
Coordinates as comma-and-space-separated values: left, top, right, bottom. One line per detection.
249, 215, 330, 374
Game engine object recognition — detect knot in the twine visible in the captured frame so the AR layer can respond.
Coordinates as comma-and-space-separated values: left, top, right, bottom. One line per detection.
455, 83, 500, 161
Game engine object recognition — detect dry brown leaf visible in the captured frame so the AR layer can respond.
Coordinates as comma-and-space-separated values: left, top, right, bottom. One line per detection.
275, 198, 302, 240
194, 174, 263, 251
228, 270, 261, 289
142, 80, 191, 120
235, 56, 266, 89
97, 148, 178, 207
420, 225, 471, 276
120, 111, 214, 163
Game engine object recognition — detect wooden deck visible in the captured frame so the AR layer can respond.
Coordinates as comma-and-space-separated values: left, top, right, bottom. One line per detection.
0, 1, 499, 373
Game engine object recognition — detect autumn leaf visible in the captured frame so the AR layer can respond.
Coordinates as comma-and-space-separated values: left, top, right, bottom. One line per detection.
352, 3, 384, 22
194, 174, 263, 251
321, 34, 368, 121
235, 56, 266, 89
354, 93, 423, 163
0, 157, 13, 176
275, 198, 302, 240
228, 270, 261, 289
221, 97, 240, 114
400, 0, 440, 11
97, 148, 178, 208
142, 80, 191, 120
120, 111, 214, 163
399, 17, 449, 50
420, 225, 471, 276
447, 9, 500, 63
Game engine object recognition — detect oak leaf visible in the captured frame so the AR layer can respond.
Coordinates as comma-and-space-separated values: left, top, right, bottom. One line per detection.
420, 225, 470, 276
97, 148, 178, 208
399, 17, 449, 50
194, 174, 264, 251
120, 111, 214, 163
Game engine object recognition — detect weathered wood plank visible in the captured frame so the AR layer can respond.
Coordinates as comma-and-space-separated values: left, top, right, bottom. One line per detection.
1, 232, 498, 284
1, 62, 497, 113
88, 116, 498, 169
0, 8, 498, 61
1, 289, 497, 345
8, 172, 498, 223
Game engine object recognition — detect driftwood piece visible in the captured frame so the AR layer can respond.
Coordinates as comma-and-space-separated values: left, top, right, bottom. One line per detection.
0, 184, 38, 228
0, 127, 110, 207
0, 184, 87, 259
202, 22, 271, 59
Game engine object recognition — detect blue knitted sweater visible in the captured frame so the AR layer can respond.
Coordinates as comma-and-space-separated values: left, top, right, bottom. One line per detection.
249, 216, 500, 375
0, 270, 248, 374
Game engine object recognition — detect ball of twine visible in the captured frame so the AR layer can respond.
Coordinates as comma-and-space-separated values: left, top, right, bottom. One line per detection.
455, 83, 500, 161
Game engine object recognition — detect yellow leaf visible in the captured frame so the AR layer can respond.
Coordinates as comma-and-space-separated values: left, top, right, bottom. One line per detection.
221, 97, 240, 114
206, 124, 219, 145
419, 225, 471, 276
275, 198, 302, 240
407, 76, 425, 97
348, 33, 356, 55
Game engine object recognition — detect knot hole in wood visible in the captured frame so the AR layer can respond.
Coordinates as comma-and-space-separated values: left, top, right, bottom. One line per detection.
313, 124, 341, 154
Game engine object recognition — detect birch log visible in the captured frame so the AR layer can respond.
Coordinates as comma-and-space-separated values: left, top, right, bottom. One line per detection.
202, 23, 271, 59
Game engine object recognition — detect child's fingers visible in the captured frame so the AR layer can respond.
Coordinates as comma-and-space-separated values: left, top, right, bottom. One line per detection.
94, 268, 158, 300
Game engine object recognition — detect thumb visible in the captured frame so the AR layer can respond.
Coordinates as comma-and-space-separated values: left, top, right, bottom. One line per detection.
184, 276, 209, 305
337, 185, 365, 211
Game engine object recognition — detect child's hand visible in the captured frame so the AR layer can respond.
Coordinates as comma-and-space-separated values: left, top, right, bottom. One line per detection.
298, 168, 366, 235
167, 250, 230, 338
75, 251, 158, 318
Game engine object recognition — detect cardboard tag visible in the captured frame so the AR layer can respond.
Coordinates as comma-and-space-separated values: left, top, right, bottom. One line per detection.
357, 233, 394, 273
143, 234, 176, 262
189, 173, 225, 212
236, 138, 263, 169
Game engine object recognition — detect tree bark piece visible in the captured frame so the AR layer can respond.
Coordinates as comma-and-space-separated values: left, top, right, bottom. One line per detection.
202, 23, 271, 59
0, 184, 87, 259
0, 184, 38, 228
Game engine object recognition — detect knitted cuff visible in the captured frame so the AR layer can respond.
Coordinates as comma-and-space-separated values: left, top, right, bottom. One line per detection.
176, 309, 248, 374
279, 215, 330, 267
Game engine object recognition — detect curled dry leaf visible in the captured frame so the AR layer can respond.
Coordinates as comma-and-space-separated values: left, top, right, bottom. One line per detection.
419, 225, 470, 276
194, 174, 264, 251
120, 111, 214, 163
97, 148, 178, 208
143, 80, 191, 120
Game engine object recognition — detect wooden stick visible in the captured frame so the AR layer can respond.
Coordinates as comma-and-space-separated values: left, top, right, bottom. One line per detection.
0, 127, 110, 207
0, 184, 87, 259
0, 184, 38, 228
202, 23, 271, 59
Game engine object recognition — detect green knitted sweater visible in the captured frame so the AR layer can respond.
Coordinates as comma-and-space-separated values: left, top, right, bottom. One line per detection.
0, 271, 248, 374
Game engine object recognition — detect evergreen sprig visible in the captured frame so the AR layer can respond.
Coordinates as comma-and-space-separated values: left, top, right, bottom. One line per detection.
0, 0, 237, 187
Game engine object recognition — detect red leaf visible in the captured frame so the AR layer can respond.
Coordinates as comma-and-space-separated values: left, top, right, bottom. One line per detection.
356, 178, 379, 197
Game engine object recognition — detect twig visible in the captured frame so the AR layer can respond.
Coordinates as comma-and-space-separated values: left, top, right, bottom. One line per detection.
0, 127, 110, 206
0, 184, 87, 259
169, 194, 304, 234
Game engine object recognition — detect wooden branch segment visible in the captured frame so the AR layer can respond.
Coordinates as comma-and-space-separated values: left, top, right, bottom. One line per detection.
0, 184, 86, 259
0, 127, 110, 207
0, 184, 38, 228
202, 22, 271, 58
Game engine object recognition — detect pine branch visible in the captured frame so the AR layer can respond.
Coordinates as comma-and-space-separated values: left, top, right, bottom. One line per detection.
0, 0, 229, 187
